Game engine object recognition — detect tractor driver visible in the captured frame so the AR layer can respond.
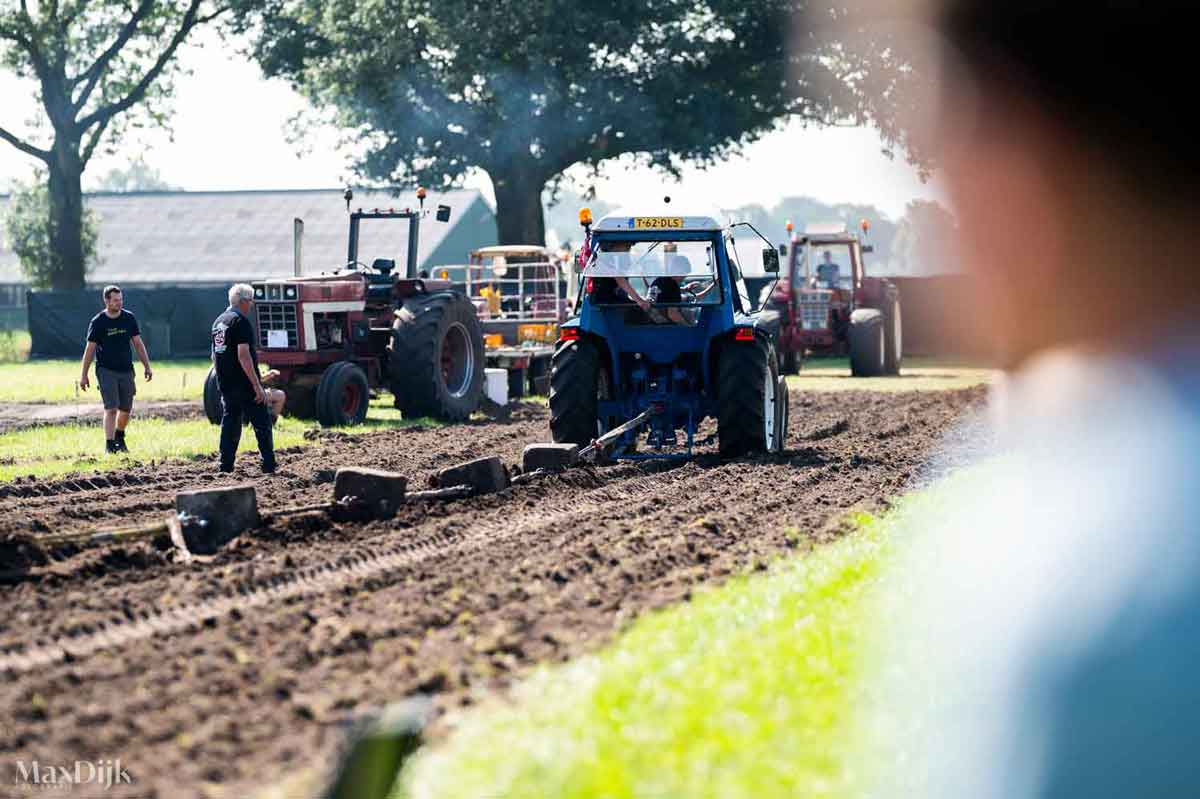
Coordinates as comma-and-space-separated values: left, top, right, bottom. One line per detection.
608, 242, 709, 325
816, 250, 842, 288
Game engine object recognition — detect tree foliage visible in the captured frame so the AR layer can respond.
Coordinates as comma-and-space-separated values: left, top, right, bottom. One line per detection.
3, 174, 99, 289
93, 157, 180, 192
236, 0, 924, 244
0, 1, 228, 287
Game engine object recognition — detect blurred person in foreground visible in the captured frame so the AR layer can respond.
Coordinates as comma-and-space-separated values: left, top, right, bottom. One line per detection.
844, 1, 1200, 797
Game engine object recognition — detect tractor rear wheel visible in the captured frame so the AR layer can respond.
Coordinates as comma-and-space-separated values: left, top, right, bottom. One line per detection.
849, 309, 886, 377
549, 338, 602, 446
316, 361, 370, 426
203, 367, 222, 425
389, 293, 484, 421
717, 339, 783, 457
882, 296, 903, 376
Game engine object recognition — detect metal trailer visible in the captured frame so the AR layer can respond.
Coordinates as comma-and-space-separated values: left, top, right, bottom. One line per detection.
438, 245, 572, 398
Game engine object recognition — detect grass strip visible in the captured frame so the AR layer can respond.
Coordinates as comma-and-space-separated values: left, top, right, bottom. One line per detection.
0, 358, 212, 403
399, 509, 896, 799
0, 398, 439, 482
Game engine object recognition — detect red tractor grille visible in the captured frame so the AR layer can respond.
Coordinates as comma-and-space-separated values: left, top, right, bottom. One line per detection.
799, 290, 833, 331
257, 302, 299, 349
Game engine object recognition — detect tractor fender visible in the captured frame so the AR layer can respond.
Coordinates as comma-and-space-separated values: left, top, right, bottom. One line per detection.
705, 321, 776, 390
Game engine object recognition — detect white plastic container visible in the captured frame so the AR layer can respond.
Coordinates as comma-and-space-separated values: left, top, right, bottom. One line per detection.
484, 368, 508, 406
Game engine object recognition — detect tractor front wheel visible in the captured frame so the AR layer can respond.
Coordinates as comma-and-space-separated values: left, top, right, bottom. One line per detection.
549, 337, 601, 447
717, 339, 784, 458
781, 348, 800, 375
203, 367, 222, 425
316, 362, 370, 426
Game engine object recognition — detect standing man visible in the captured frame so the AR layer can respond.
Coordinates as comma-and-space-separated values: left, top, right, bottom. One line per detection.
211, 283, 277, 474
79, 285, 153, 454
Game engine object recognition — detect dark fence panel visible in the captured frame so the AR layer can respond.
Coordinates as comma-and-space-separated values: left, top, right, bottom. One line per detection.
891, 275, 990, 358
746, 274, 991, 358
28, 287, 229, 359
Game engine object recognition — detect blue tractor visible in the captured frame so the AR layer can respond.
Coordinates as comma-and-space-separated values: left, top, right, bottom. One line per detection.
549, 205, 789, 459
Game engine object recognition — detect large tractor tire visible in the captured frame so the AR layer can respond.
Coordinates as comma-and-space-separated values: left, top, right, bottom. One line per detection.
882, 296, 903, 376
203, 366, 222, 425
389, 293, 484, 421
717, 339, 784, 458
849, 309, 886, 377
781, 349, 800, 375
549, 338, 601, 446
317, 361, 370, 427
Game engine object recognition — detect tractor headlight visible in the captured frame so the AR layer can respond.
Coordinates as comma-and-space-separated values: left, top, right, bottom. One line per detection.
254, 286, 265, 300
284, 285, 297, 300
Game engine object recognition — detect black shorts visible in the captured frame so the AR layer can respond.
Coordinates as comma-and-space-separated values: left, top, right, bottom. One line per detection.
96, 366, 135, 411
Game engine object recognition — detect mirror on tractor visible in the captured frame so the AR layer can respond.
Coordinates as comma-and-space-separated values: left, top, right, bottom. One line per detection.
863, 244, 875, 253
762, 248, 780, 273
436, 204, 451, 223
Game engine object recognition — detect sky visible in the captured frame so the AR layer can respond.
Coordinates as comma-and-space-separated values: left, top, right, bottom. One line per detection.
0, 30, 946, 221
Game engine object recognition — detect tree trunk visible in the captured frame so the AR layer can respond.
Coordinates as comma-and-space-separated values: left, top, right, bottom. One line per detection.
490, 165, 548, 246
47, 141, 87, 290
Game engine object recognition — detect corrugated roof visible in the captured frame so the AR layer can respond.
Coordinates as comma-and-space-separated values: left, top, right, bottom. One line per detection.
0, 188, 497, 285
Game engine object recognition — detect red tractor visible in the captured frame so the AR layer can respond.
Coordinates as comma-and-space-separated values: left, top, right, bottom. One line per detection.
763, 220, 902, 377
203, 190, 485, 426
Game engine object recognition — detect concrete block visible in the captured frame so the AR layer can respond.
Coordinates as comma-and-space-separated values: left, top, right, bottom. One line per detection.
431, 456, 509, 495
175, 485, 258, 554
522, 443, 579, 472
334, 468, 408, 518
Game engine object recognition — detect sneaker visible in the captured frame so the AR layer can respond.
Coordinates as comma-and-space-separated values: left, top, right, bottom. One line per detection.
114, 433, 129, 453
105, 439, 118, 454
218, 464, 235, 474
261, 464, 277, 475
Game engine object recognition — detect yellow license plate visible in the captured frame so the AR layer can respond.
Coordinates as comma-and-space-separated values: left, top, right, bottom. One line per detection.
633, 217, 684, 229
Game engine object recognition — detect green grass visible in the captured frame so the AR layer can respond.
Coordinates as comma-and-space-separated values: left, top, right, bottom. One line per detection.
789, 356, 996, 393
398, 510, 897, 799
0, 358, 212, 403
0, 417, 311, 482
0, 329, 31, 363
0, 396, 440, 482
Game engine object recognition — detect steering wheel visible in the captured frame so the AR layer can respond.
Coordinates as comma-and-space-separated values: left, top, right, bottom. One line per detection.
679, 286, 700, 304
336, 260, 372, 275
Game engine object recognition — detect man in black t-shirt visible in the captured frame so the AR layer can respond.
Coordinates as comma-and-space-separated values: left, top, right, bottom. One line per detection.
211, 283, 277, 474
79, 285, 154, 454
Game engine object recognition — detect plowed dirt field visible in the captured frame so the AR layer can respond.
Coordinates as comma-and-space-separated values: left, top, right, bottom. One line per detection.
0, 386, 988, 798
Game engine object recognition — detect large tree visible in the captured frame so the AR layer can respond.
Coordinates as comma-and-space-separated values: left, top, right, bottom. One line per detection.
0, 1, 228, 288
238, 0, 919, 245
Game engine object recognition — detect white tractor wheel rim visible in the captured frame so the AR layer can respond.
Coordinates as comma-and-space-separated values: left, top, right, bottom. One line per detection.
763, 364, 777, 451
877, 325, 885, 372
894, 305, 902, 363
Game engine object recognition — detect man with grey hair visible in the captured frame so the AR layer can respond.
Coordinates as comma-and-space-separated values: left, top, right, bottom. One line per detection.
211, 283, 281, 473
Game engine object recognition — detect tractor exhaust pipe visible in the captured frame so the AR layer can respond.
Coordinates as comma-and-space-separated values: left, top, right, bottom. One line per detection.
293, 218, 304, 276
